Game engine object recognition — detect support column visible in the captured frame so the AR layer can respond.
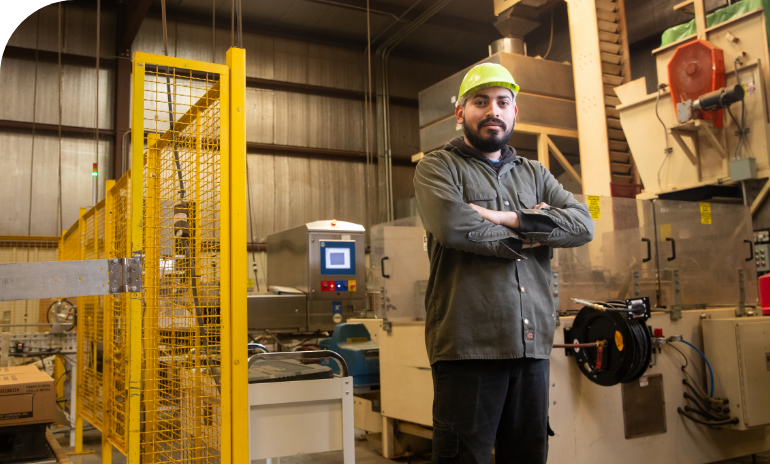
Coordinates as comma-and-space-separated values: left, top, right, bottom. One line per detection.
565, 0, 612, 196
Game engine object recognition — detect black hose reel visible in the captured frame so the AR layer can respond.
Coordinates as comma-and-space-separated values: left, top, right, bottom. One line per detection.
566, 297, 653, 387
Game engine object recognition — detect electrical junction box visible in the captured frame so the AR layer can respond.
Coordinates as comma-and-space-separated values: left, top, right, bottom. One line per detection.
702, 317, 770, 430
730, 157, 757, 182
755, 243, 770, 273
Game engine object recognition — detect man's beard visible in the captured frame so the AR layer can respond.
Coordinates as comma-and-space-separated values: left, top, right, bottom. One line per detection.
462, 117, 514, 153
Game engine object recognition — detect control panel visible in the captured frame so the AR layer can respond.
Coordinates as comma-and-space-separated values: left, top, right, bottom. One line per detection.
755, 230, 770, 273
755, 243, 770, 272
321, 280, 357, 292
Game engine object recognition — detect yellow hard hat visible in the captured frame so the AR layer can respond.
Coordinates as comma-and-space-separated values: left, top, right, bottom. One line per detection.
457, 63, 519, 106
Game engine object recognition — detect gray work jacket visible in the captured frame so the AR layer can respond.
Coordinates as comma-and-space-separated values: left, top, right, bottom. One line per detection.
414, 143, 594, 365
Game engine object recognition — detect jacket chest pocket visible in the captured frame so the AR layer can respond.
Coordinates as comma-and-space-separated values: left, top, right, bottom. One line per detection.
462, 184, 498, 203
517, 191, 538, 209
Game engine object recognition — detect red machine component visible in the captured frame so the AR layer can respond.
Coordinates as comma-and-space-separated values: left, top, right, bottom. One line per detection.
759, 274, 770, 315
653, 328, 664, 338
667, 39, 725, 128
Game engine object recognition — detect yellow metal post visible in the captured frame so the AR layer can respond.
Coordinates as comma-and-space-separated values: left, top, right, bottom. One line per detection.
143, 133, 160, 464
219, 53, 233, 464
227, 46, 249, 462
102, 179, 115, 464
75, 207, 87, 454
128, 54, 145, 464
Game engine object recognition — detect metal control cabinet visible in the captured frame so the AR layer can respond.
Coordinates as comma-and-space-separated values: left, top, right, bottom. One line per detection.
703, 317, 770, 430
265, 220, 366, 332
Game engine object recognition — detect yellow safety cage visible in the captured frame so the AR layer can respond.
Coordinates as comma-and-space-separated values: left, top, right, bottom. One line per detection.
60, 48, 247, 464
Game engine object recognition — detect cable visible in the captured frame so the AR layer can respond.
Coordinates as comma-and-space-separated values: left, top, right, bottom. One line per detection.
57, 2, 63, 234
665, 342, 688, 368
94, 0, 101, 206
684, 405, 729, 422
655, 83, 672, 188
675, 340, 714, 399
677, 407, 738, 426
731, 57, 748, 160
27, 11, 41, 236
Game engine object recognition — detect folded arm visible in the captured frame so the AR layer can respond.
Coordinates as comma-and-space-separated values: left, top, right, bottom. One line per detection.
414, 156, 525, 259
515, 164, 595, 248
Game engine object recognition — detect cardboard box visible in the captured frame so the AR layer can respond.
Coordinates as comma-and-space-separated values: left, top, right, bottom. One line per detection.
0, 365, 54, 427
0, 365, 39, 375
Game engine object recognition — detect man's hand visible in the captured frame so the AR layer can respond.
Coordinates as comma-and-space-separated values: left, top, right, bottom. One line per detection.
470, 202, 550, 248
469, 202, 551, 228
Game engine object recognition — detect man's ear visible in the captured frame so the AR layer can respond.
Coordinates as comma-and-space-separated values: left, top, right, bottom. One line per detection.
514, 104, 518, 119
455, 103, 464, 124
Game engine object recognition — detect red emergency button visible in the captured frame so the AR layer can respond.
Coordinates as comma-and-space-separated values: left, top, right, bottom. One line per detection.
321, 281, 335, 291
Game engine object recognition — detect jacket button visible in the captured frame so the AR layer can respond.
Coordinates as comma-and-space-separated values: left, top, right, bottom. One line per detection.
521, 287, 525, 292
504, 201, 509, 206
524, 319, 529, 324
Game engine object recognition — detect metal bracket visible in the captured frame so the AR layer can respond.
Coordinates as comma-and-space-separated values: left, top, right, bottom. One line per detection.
382, 320, 392, 333
633, 271, 640, 297
0, 258, 141, 302
671, 270, 682, 321
736, 269, 746, 317
552, 271, 560, 327
108, 257, 143, 294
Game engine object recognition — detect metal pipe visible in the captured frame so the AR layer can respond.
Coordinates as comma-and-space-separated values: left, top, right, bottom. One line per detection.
374, 0, 452, 222
121, 129, 131, 175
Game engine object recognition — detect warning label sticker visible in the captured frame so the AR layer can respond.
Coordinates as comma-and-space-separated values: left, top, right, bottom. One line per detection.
587, 196, 601, 219
700, 203, 712, 225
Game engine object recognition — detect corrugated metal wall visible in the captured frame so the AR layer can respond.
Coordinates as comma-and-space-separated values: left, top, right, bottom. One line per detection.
1, 4, 462, 243
0, 4, 115, 236
131, 16, 460, 239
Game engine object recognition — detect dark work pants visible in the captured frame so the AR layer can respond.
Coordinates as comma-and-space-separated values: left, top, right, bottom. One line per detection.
431, 358, 551, 464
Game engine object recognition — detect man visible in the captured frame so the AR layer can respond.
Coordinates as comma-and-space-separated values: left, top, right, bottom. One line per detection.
413, 63, 594, 463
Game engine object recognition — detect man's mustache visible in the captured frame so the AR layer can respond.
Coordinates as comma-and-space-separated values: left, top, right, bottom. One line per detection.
477, 118, 507, 131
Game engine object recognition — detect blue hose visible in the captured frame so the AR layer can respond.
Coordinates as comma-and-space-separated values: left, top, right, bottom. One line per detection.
678, 339, 715, 399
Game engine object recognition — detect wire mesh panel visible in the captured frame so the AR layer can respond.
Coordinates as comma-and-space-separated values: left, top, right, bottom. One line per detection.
105, 174, 131, 454
61, 222, 80, 262
78, 206, 104, 430
0, 237, 59, 335
133, 53, 231, 464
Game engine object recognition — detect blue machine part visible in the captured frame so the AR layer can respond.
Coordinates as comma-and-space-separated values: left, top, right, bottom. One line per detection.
319, 323, 380, 389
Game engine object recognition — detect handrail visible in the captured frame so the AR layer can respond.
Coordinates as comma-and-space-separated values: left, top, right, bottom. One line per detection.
247, 350, 349, 378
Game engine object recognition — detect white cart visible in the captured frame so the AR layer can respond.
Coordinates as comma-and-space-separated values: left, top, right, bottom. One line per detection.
247, 350, 355, 464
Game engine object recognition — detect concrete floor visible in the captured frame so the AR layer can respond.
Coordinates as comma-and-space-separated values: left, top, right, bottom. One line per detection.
52, 426, 770, 464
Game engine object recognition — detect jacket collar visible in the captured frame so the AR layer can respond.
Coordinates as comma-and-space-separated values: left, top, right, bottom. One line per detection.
444, 137, 522, 176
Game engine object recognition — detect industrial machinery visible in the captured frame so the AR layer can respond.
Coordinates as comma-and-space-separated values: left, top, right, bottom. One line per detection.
319, 323, 380, 390
356, 191, 770, 462
249, 220, 366, 333
668, 39, 726, 127
616, 0, 770, 196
